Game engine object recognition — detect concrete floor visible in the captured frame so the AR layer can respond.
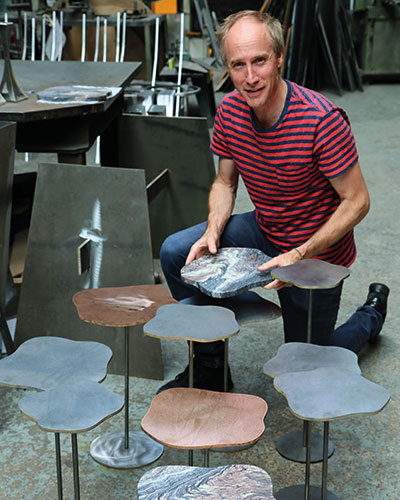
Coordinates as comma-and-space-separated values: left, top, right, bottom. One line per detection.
1, 82, 399, 499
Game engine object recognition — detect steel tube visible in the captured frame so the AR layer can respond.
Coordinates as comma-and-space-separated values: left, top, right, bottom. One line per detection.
55, 432, 63, 500
71, 433, 80, 500
124, 326, 130, 449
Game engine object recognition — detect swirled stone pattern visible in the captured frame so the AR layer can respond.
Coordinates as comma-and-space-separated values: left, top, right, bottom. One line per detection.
181, 247, 273, 298
137, 464, 276, 500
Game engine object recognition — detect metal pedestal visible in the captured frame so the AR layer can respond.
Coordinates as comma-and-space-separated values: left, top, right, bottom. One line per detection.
90, 326, 163, 468
275, 485, 340, 500
275, 429, 334, 463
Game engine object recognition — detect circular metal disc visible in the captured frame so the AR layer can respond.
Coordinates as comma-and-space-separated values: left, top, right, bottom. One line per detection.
275, 431, 334, 463
275, 485, 340, 500
90, 429, 163, 469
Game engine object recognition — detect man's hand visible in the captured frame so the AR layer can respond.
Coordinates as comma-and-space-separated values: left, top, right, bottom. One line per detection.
258, 249, 302, 290
185, 229, 220, 265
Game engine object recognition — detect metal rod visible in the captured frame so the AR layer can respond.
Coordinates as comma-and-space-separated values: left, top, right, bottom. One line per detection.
41, 16, 45, 61
120, 11, 127, 62
22, 12, 27, 60
304, 421, 312, 500
59, 11, 64, 61
151, 16, 160, 88
55, 432, 63, 500
189, 340, 194, 388
94, 16, 100, 62
224, 338, 229, 392
31, 17, 35, 61
322, 422, 330, 500
303, 419, 308, 447
71, 433, 80, 500
103, 18, 107, 62
51, 11, 56, 62
115, 11, 120, 62
306, 289, 313, 343
80, 13, 86, 62
174, 13, 184, 117
203, 449, 210, 467
124, 326, 130, 449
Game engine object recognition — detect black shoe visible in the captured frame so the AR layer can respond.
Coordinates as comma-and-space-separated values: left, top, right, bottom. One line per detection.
157, 364, 234, 394
364, 283, 390, 322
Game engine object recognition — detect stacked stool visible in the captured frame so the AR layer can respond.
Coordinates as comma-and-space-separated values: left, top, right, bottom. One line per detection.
72, 284, 177, 468
0, 336, 123, 500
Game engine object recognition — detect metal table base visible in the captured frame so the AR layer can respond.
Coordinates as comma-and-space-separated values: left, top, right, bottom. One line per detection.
275, 485, 340, 500
275, 429, 334, 463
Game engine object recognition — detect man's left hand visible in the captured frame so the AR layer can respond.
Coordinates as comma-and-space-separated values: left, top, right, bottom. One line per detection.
258, 249, 302, 290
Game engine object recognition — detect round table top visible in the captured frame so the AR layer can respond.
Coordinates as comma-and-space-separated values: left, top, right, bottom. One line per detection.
181, 247, 273, 298
72, 284, 177, 327
0, 336, 112, 391
180, 290, 281, 324
19, 381, 124, 433
141, 387, 268, 449
273, 367, 390, 421
263, 342, 360, 379
137, 464, 276, 500
271, 259, 350, 289
143, 303, 240, 342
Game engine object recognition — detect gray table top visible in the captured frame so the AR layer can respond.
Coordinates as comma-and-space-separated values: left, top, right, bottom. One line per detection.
0, 336, 112, 390
274, 367, 390, 421
0, 61, 141, 122
181, 247, 273, 299
19, 381, 124, 433
263, 342, 360, 378
138, 464, 276, 500
143, 303, 240, 342
271, 259, 350, 289
180, 290, 281, 325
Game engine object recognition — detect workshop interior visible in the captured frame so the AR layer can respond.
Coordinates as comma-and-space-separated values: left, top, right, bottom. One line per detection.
0, 0, 399, 499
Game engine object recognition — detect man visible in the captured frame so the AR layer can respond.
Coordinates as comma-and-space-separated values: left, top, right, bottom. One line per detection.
158, 11, 389, 392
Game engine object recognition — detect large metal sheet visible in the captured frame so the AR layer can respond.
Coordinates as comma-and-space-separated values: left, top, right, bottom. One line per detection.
116, 115, 215, 257
15, 163, 162, 379
0, 121, 16, 353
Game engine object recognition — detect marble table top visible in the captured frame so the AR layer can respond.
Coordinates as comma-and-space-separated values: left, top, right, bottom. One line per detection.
263, 342, 361, 378
141, 388, 268, 449
19, 381, 124, 433
180, 290, 281, 324
144, 303, 240, 342
270, 259, 350, 289
0, 336, 112, 390
72, 284, 177, 327
273, 367, 390, 421
180, 247, 273, 298
137, 464, 276, 500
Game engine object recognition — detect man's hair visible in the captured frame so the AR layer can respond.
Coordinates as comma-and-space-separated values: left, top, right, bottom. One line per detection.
216, 10, 284, 65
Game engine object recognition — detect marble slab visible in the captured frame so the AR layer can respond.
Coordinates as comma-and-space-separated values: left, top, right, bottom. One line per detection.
180, 290, 281, 325
141, 388, 268, 449
143, 304, 240, 342
181, 247, 273, 298
137, 464, 276, 500
73, 284, 177, 327
271, 259, 350, 289
273, 367, 390, 421
0, 336, 112, 390
19, 381, 124, 433
263, 342, 361, 378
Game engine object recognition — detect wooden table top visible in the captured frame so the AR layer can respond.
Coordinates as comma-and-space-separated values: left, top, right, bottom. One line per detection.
143, 303, 240, 342
138, 464, 276, 500
141, 387, 268, 449
19, 381, 124, 433
0, 336, 112, 390
73, 284, 177, 327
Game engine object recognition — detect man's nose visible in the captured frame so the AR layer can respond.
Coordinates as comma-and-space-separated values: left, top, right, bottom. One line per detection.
245, 64, 258, 84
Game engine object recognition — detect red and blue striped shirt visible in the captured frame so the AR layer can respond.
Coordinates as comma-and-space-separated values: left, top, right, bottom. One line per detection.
210, 80, 359, 267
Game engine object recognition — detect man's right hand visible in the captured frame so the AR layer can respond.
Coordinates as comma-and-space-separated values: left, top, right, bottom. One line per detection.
185, 229, 220, 265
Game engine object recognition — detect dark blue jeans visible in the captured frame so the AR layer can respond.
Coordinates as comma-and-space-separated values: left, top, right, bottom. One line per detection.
160, 211, 382, 367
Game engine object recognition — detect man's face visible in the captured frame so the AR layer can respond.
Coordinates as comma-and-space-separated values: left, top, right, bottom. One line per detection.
225, 18, 283, 114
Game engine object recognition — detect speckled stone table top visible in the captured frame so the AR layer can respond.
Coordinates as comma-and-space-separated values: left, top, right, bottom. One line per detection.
0, 336, 112, 390
19, 381, 124, 433
270, 259, 350, 289
144, 303, 240, 342
180, 290, 281, 324
72, 284, 177, 327
180, 247, 273, 298
274, 367, 390, 421
263, 342, 361, 378
141, 388, 268, 449
137, 464, 277, 500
